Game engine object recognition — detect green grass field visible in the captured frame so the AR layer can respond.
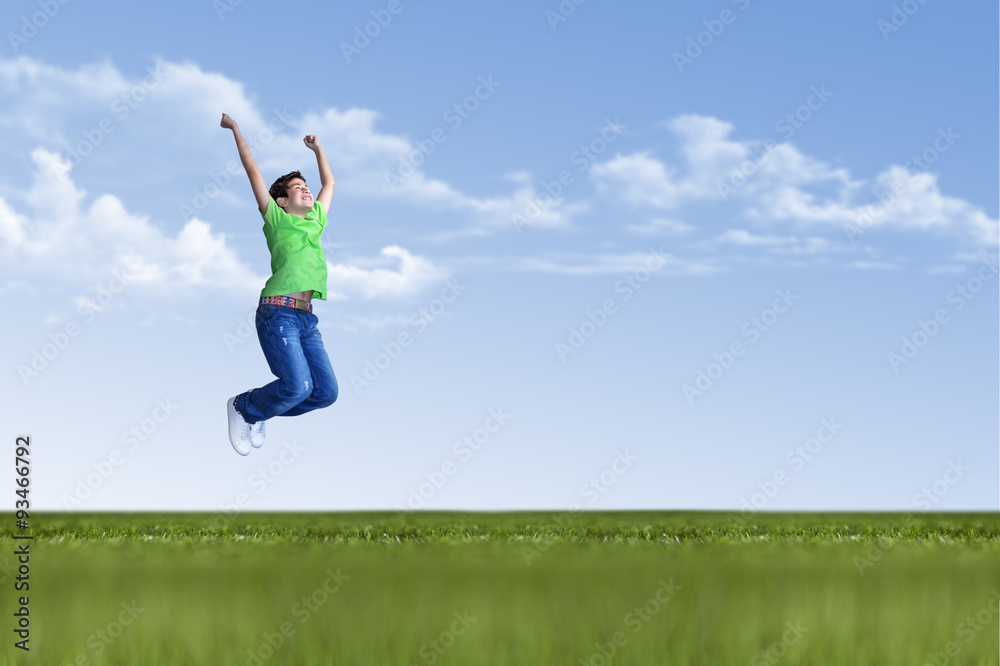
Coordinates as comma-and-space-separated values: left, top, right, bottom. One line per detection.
2, 511, 998, 665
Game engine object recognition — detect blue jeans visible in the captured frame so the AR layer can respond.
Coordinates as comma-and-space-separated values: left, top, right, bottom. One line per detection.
234, 304, 338, 424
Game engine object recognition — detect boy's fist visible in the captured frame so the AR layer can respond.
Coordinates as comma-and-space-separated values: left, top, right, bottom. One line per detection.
303, 135, 321, 151
220, 113, 237, 130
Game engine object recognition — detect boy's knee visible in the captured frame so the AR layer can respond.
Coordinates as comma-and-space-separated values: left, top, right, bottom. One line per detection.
280, 376, 312, 404
314, 383, 338, 408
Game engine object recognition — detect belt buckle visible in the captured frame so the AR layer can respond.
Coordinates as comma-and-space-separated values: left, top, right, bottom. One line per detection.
293, 298, 307, 311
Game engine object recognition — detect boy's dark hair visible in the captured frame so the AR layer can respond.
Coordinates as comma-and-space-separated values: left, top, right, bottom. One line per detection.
269, 171, 305, 203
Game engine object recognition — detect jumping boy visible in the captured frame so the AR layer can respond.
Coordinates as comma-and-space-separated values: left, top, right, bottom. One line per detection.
220, 112, 338, 456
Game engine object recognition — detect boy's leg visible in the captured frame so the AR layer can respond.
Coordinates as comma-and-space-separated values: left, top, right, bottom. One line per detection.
233, 305, 314, 424
279, 311, 338, 417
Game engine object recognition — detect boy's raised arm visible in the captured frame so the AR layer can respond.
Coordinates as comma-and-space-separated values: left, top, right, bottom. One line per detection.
303, 135, 334, 214
221, 113, 271, 214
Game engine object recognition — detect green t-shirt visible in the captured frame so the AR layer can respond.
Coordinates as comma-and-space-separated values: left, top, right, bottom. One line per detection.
259, 198, 329, 301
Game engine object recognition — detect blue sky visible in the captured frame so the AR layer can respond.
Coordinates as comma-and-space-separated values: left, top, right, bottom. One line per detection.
1, 0, 996, 513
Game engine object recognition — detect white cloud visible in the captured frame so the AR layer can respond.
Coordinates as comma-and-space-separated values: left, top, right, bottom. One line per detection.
844, 260, 897, 270
627, 217, 693, 236
0, 148, 265, 303
714, 229, 795, 246
510, 249, 718, 276
699, 229, 842, 260
0, 149, 447, 307
2, 53, 993, 278
322, 312, 417, 333
255, 112, 586, 234
591, 152, 689, 209
859, 167, 998, 244
591, 114, 998, 247
326, 245, 448, 300
0, 56, 126, 144
0, 55, 585, 237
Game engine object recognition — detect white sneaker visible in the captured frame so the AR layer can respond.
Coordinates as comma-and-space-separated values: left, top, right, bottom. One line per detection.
249, 420, 265, 448
227, 397, 252, 456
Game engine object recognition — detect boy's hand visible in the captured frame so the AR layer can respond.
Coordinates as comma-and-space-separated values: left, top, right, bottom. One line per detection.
303, 135, 321, 152
220, 113, 238, 130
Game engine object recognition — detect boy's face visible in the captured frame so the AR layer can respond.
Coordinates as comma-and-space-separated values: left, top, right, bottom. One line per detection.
277, 178, 313, 213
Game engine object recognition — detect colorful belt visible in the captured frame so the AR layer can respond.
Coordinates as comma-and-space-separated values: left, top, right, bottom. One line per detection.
260, 295, 312, 313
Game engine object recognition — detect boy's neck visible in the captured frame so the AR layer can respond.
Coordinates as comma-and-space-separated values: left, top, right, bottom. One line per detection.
282, 205, 310, 218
